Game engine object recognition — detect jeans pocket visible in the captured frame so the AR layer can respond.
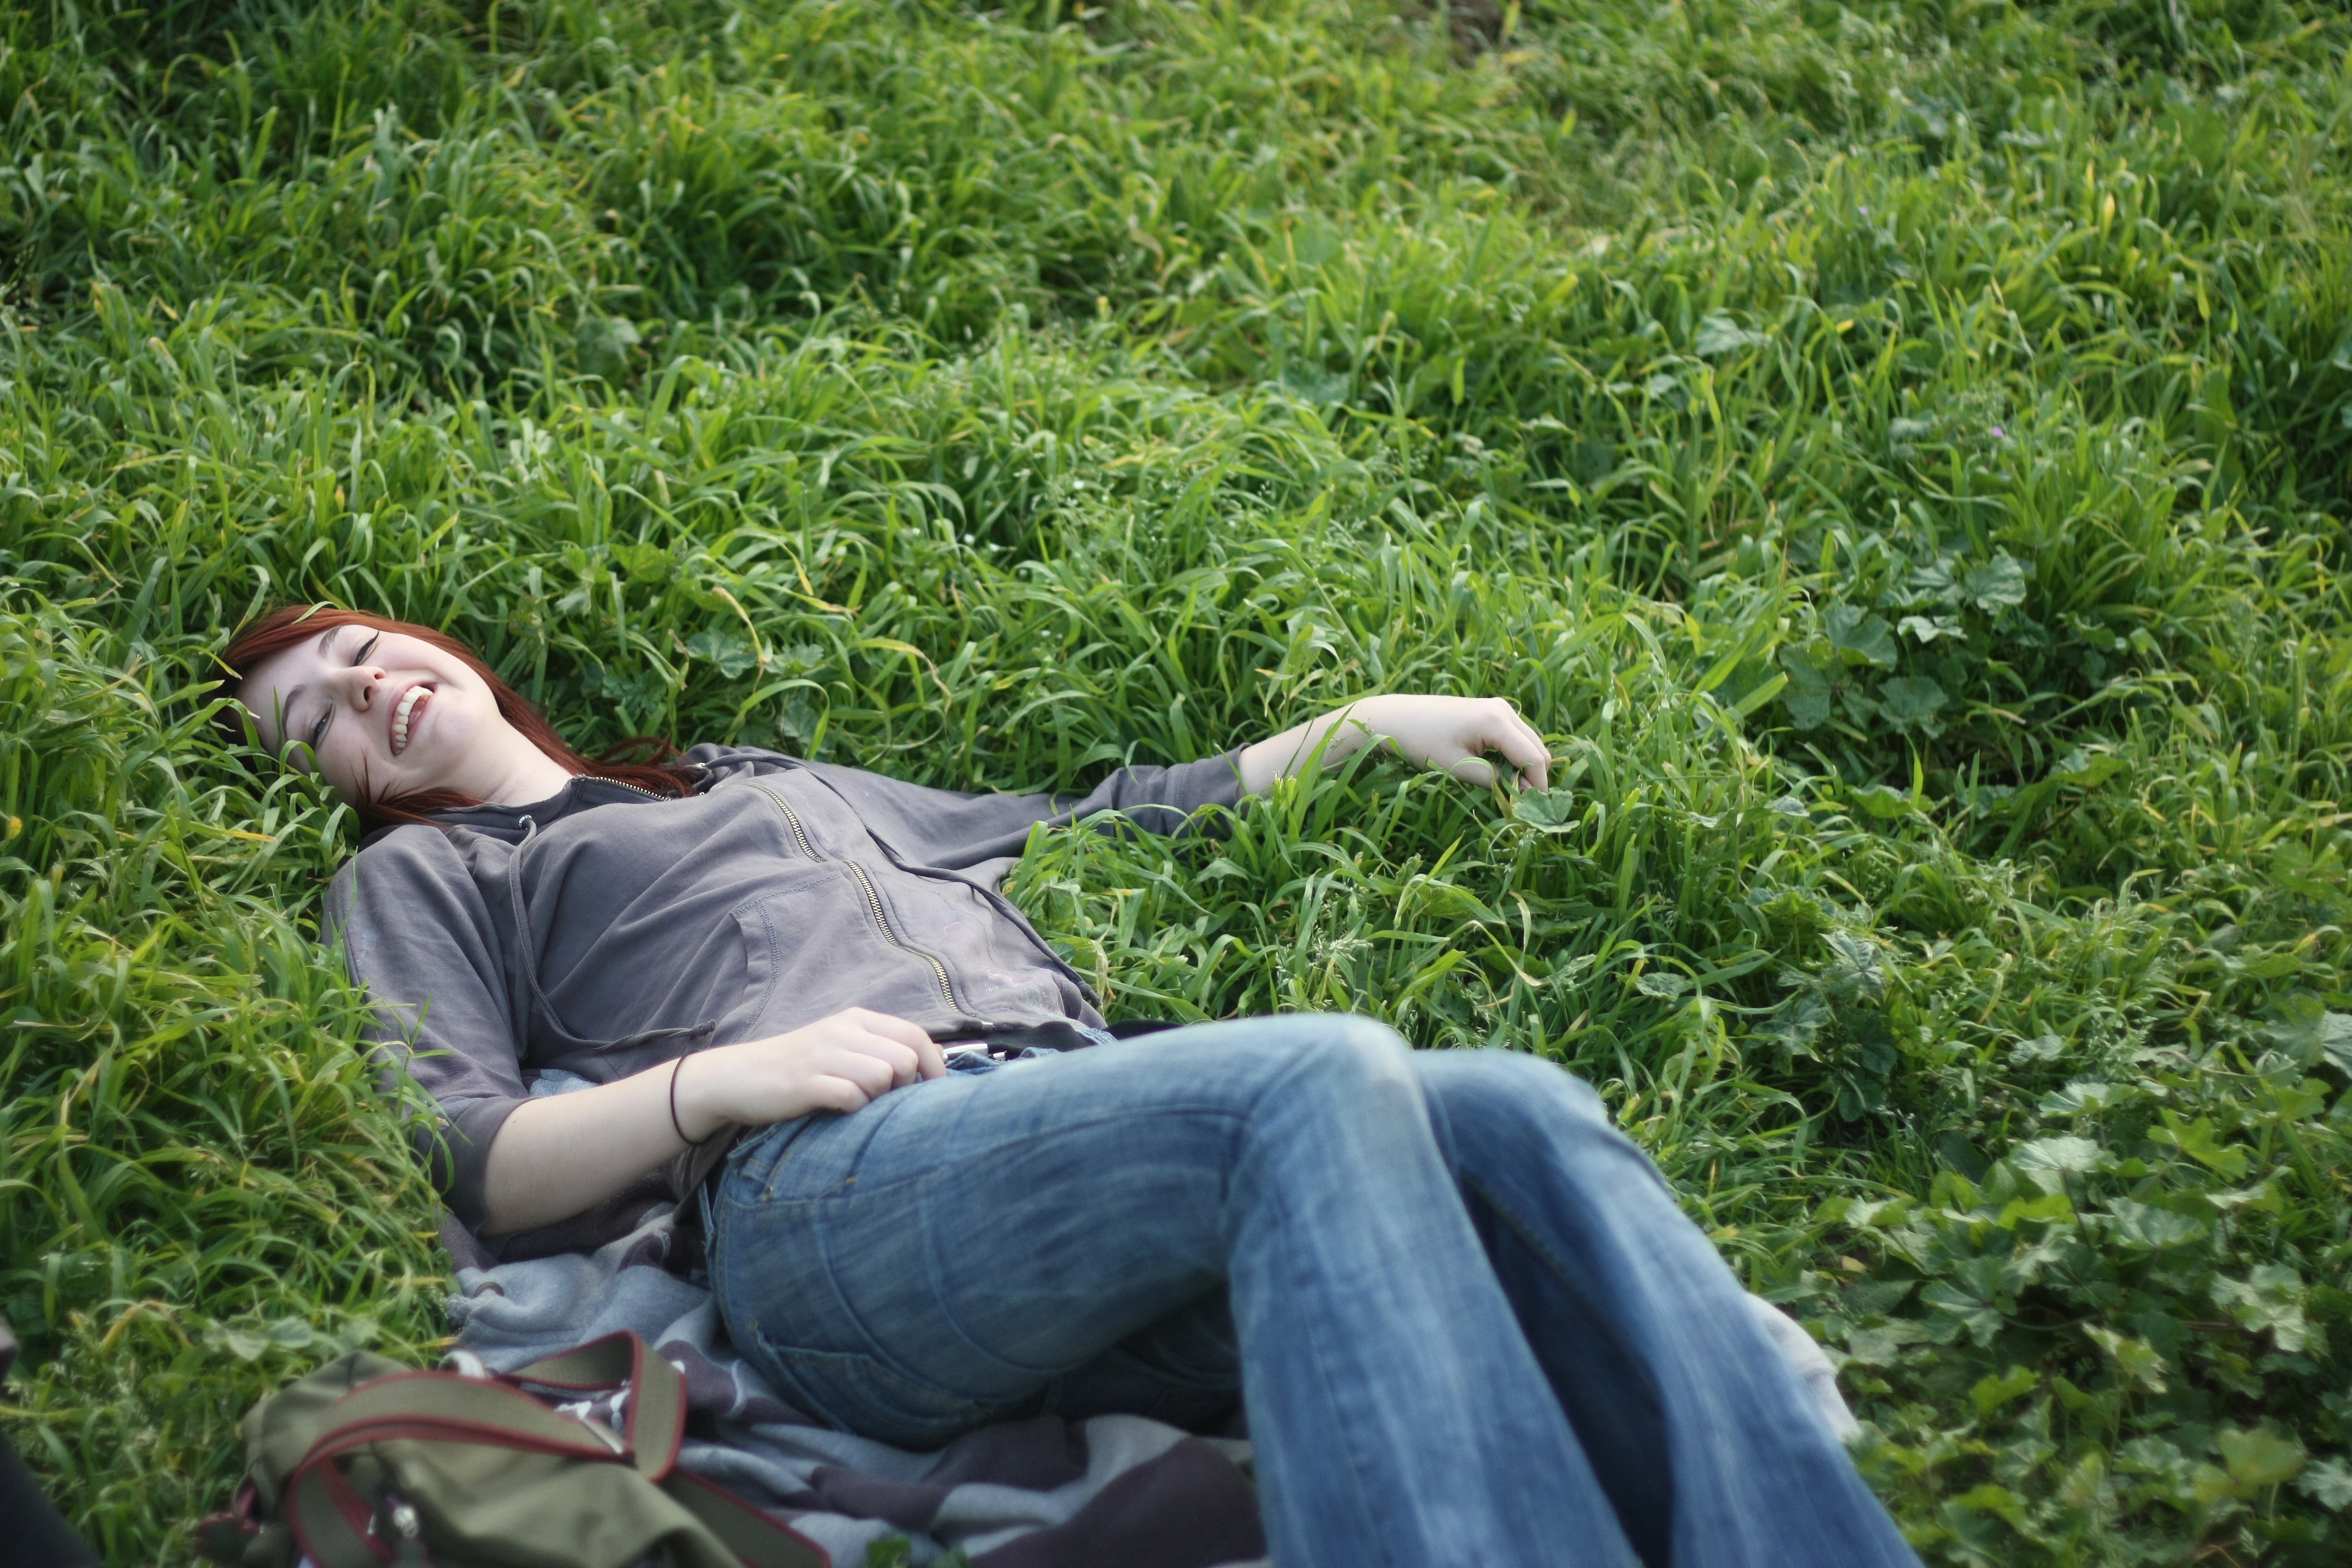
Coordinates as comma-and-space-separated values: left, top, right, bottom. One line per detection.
754, 1338, 1001, 1451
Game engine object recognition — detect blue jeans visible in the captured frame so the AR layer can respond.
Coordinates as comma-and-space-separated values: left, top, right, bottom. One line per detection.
708, 1015, 1920, 1568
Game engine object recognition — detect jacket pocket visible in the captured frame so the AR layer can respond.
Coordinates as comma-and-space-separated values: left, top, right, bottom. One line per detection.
736, 863, 956, 1035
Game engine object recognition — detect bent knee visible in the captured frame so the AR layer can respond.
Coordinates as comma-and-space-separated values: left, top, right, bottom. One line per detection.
1253, 1012, 1418, 1104
1415, 1049, 1627, 1152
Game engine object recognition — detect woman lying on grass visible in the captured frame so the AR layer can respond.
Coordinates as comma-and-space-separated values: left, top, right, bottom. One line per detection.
223, 604, 1919, 1568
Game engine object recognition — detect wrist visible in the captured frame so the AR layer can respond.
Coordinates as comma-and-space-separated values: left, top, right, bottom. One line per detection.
1239, 703, 1383, 794
669, 1050, 729, 1143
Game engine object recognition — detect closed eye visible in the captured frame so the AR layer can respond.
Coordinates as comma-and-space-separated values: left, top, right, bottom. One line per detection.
302, 629, 380, 754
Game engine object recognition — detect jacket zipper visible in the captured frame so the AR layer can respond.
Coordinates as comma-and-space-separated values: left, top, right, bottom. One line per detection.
750, 785, 964, 1015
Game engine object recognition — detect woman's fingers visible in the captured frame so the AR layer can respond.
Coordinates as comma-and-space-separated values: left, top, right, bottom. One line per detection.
1491, 705, 1552, 790
858, 1035, 923, 1088
1426, 699, 1549, 791
845, 1008, 934, 1050
842, 1009, 946, 1080
804, 1075, 878, 1116
819, 1045, 901, 1101
913, 1035, 947, 1079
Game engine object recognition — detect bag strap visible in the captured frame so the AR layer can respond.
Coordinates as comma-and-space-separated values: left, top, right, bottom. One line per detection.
285, 1373, 651, 1566
281, 1333, 690, 1568
504, 1331, 688, 1480
278, 1333, 826, 1568
663, 1471, 830, 1568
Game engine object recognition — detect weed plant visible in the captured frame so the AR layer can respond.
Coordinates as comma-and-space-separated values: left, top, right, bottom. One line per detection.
2, 0, 2349, 1560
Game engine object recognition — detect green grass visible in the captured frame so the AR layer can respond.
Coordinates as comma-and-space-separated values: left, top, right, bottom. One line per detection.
2, 0, 2349, 1560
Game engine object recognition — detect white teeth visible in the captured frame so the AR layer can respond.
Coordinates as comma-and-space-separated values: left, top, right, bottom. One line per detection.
391, 686, 428, 754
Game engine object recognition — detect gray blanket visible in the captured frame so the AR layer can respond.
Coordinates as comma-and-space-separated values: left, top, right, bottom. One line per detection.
445, 1205, 1856, 1567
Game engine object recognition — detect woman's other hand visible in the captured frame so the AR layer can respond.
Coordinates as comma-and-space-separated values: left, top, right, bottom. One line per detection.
672, 1008, 946, 1141
1237, 695, 1551, 795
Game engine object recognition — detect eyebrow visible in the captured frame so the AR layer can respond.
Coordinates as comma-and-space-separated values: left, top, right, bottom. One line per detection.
269, 627, 340, 750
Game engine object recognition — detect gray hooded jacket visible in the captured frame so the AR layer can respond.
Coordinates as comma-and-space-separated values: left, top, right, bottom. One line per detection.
325, 744, 1244, 1257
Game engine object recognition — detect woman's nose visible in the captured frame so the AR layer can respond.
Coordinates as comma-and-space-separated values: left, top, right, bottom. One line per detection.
329, 663, 385, 707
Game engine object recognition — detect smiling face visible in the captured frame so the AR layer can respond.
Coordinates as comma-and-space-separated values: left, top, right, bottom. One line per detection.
239, 621, 575, 807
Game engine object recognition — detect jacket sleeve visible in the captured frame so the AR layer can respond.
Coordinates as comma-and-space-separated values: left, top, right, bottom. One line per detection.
325, 827, 527, 1234
683, 744, 1248, 872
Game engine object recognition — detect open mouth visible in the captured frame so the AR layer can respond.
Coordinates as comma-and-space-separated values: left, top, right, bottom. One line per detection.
390, 684, 434, 756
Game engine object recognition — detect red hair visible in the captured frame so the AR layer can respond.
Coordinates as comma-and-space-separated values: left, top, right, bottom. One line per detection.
217, 605, 695, 831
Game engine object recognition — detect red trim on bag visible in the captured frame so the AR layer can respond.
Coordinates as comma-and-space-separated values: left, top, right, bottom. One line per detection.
303, 1458, 395, 1565
310, 1418, 625, 1461
666, 1471, 835, 1567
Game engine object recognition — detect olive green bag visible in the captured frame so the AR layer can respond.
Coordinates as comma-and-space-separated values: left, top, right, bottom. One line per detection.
196, 1331, 827, 1568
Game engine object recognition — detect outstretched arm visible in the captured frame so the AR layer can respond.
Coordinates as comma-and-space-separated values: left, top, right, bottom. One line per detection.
1237, 694, 1550, 795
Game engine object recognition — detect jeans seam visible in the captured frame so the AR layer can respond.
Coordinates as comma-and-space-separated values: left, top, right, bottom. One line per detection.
1229, 1033, 1414, 1568
1260, 1170, 1403, 1568
1463, 1169, 1655, 1375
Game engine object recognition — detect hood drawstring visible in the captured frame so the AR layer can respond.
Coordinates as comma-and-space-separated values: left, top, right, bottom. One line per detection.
504, 814, 713, 1058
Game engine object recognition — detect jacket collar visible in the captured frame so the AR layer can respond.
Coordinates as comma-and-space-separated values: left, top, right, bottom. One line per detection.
357, 773, 695, 850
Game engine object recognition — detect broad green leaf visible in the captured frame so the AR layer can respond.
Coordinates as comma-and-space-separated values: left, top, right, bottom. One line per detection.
1511, 787, 1578, 831
2008, 1136, 2112, 1193
206, 1324, 271, 1362
1844, 1320, 1931, 1366
2267, 1003, 2352, 1074
1876, 676, 1947, 732
1778, 656, 1833, 729
1851, 783, 1918, 819
2038, 1080, 2142, 1117
1922, 1281, 2005, 1347
576, 313, 641, 377
1957, 552, 2028, 611
685, 628, 760, 678
2051, 748, 2123, 788
2150, 1113, 2251, 1178
1841, 1279, 1915, 1316
1994, 1191, 2077, 1230
1948, 1483, 2029, 1529
1897, 614, 1964, 643
611, 539, 673, 582
2083, 1324, 2169, 1392
2212, 1265, 2311, 1352
2219, 1427, 2306, 1492
1694, 312, 1767, 356
2098, 1198, 2207, 1252
1825, 605, 1897, 667
1969, 1365, 2038, 1417
2297, 1457, 2352, 1512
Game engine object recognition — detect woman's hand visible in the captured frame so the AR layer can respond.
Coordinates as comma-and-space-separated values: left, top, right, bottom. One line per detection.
1237, 695, 1551, 795
672, 1008, 946, 1141
480, 1007, 942, 1237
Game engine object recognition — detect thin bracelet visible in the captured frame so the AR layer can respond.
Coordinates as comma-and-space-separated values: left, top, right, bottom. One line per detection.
669, 1054, 712, 1147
